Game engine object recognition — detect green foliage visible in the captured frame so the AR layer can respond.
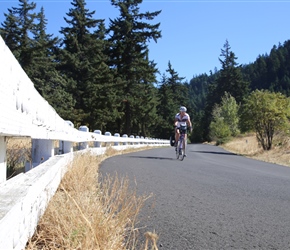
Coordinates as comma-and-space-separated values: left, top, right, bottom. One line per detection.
219, 92, 240, 136
107, 0, 161, 135
3, 0, 290, 141
156, 62, 189, 139
201, 40, 249, 141
209, 117, 231, 142
58, 0, 117, 130
209, 92, 239, 142
241, 90, 290, 150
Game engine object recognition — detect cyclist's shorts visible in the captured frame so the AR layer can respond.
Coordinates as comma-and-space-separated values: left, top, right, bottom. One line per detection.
177, 126, 187, 134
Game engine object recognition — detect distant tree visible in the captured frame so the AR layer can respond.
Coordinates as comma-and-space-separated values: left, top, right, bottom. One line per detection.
209, 112, 231, 144
156, 62, 189, 139
166, 61, 189, 107
241, 90, 290, 150
215, 40, 250, 104
209, 92, 239, 143
202, 40, 249, 141
219, 92, 240, 136
107, 0, 161, 135
156, 74, 176, 139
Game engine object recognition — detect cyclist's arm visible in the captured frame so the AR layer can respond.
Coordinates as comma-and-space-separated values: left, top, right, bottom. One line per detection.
187, 119, 193, 132
174, 118, 178, 127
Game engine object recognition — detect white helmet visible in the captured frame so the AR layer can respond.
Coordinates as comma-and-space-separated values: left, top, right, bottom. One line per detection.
179, 106, 187, 112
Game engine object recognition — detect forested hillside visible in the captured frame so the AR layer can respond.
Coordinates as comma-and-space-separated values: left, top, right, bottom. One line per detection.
1, 0, 290, 144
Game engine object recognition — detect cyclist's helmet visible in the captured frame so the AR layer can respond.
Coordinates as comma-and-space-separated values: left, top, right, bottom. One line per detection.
179, 106, 187, 112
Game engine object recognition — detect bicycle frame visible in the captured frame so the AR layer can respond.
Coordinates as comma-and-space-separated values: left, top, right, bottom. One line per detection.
176, 129, 186, 161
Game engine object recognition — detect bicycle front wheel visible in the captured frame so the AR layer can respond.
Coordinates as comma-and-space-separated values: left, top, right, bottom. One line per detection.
176, 141, 180, 159
178, 138, 186, 161
179, 148, 185, 161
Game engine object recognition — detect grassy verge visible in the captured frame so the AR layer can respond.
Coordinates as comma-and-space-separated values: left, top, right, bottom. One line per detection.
220, 132, 290, 167
26, 147, 159, 250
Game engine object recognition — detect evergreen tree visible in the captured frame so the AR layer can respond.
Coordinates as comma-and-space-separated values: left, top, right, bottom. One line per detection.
166, 61, 189, 107
31, 7, 75, 119
0, 8, 20, 52
0, 0, 38, 72
201, 40, 249, 141
59, 0, 115, 130
156, 74, 176, 139
215, 40, 249, 104
156, 62, 189, 139
107, 0, 161, 135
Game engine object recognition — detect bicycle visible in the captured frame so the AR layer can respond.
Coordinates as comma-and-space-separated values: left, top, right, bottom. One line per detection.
175, 125, 187, 161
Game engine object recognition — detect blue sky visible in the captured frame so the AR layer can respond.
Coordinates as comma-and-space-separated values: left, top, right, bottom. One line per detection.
1, 0, 290, 83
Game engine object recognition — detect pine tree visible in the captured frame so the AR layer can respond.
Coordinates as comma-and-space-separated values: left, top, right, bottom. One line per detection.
156, 74, 176, 139
107, 0, 161, 135
166, 61, 189, 107
156, 62, 189, 139
215, 40, 249, 104
0, 8, 20, 52
0, 0, 38, 72
59, 0, 115, 130
31, 7, 75, 119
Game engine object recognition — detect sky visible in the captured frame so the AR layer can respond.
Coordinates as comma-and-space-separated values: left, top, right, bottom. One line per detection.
1, 0, 290, 83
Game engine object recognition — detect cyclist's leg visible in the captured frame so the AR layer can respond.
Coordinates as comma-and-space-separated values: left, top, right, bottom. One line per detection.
175, 128, 180, 148
179, 134, 183, 155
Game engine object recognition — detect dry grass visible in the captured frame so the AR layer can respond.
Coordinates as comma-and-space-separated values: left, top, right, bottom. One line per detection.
220, 132, 290, 167
8, 134, 290, 249
26, 146, 160, 250
6, 137, 31, 178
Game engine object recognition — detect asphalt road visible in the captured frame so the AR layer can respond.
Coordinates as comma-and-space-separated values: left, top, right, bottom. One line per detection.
99, 144, 290, 250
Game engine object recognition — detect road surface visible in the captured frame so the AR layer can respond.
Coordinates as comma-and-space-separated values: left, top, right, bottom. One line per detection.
100, 144, 290, 249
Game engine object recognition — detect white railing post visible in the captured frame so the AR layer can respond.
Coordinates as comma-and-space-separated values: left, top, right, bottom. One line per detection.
0, 137, 7, 183
105, 132, 111, 147
93, 130, 102, 147
129, 135, 134, 145
60, 121, 74, 154
26, 139, 55, 171
59, 140, 73, 154
78, 126, 89, 150
114, 133, 120, 146
122, 134, 128, 145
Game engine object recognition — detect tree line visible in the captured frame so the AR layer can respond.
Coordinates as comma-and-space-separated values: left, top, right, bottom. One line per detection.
189, 40, 290, 149
1, 0, 290, 149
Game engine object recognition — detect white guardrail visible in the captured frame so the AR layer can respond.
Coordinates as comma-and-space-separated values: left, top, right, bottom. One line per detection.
0, 35, 170, 250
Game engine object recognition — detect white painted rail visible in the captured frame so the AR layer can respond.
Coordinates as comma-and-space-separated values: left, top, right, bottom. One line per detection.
0, 35, 169, 250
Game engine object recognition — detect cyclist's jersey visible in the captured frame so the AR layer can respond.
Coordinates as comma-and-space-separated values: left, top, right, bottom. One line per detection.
175, 112, 190, 128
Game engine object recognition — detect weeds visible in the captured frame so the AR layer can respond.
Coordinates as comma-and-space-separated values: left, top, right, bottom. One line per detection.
26, 148, 159, 250
6, 137, 31, 179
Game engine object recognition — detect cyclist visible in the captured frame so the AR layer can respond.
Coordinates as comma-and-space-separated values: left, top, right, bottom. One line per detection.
174, 106, 192, 151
